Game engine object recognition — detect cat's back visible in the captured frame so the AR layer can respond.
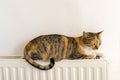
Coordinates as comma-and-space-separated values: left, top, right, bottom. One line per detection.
30, 34, 69, 44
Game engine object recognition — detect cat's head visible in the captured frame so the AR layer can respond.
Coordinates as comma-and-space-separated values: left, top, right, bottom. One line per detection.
82, 31, 103, 50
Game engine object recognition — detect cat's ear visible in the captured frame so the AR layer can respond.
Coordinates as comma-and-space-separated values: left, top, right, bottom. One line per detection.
97, 31, 103, 37
97, 31, 103, 35
83, 31, 88, 37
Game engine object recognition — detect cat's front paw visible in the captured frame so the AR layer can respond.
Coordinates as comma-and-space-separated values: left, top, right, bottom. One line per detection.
88, 53, 96, 59
96, 53, 104, 59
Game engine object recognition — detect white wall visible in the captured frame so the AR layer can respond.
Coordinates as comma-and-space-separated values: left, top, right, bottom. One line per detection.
0, 0, 120, 80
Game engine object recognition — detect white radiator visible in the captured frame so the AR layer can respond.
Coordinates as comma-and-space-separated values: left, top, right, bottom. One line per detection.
0, 59, 108, 80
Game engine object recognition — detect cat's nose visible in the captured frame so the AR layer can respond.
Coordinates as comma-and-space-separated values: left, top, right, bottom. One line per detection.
95, 46, 98, 49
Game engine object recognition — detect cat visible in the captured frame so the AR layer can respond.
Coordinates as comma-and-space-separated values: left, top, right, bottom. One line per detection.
24, 31, 103, 70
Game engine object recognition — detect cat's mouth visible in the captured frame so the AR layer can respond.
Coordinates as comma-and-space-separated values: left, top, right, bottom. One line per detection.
93, 46, 99, 50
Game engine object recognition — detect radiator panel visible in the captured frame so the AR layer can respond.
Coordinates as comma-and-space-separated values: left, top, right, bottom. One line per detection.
0, 59, 108, 80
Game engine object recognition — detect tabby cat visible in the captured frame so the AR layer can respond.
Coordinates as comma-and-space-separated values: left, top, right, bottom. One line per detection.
24, 31, 103, 70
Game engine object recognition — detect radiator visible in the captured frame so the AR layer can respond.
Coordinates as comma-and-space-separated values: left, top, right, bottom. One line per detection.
0, 59, 108, 80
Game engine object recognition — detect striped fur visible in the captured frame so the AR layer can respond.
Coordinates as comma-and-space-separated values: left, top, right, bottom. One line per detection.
24, 31, 103, 70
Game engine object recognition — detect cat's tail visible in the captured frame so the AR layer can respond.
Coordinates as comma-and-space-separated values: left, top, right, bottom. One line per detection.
24, 52, 55, 70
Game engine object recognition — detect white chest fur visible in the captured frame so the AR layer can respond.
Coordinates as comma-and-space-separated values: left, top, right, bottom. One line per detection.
80, 45, 98, 55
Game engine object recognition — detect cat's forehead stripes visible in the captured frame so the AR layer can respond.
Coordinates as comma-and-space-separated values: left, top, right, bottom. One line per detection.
88, 33, 95, 36
87, 32, 97, 37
